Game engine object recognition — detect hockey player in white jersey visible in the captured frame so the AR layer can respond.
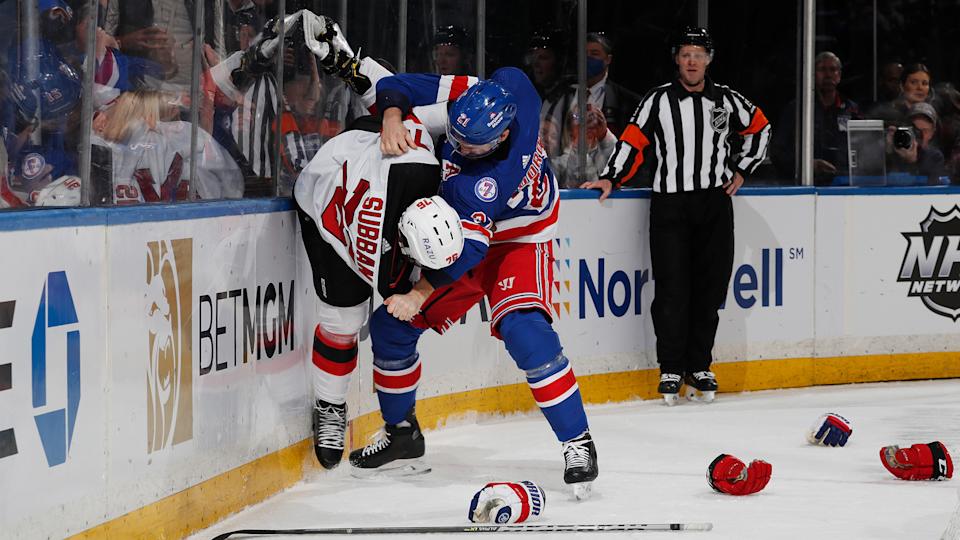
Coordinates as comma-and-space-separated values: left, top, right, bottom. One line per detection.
293, 44, 463, 467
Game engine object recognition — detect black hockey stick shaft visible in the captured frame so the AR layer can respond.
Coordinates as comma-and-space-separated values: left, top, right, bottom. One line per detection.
211, 522, 713, 539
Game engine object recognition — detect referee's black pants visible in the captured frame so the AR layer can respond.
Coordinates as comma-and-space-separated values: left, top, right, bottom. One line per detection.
649, 187, 734, 376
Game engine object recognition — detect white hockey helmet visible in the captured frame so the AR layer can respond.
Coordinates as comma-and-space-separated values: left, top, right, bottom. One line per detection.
398, 196, 464, 270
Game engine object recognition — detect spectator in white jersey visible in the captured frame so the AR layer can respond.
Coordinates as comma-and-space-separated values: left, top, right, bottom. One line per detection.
582, 26, 771, 406
91, 89, 243, 203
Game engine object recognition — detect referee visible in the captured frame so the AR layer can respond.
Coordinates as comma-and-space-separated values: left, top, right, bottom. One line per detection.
581, 26, 771, 405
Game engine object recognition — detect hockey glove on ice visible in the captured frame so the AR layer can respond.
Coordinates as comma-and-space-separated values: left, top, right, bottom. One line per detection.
880, 441, 953, 481
807, 413, 853, 447
708, 454, 772, 496
468, 481, 545, 524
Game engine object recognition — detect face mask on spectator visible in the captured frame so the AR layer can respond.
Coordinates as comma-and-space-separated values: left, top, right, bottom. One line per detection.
586, 57, 606, 79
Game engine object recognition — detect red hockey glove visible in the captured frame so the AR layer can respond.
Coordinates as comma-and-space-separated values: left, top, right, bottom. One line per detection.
880, 442, 953, 481
708, 454, 772, 496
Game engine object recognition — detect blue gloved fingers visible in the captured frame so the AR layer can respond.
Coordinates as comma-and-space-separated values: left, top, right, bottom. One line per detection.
815, 423, 830, 443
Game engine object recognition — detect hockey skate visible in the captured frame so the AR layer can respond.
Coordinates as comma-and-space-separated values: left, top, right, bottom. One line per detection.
349, 410, 430, 478
684, 371, 718, 403
313, 399, 347, 470
562, 430, 598, 500
658, 373, 683, 406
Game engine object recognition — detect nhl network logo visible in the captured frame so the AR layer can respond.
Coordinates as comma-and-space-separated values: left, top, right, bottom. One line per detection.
146, 239, 194, 452
897, 205, 960, 321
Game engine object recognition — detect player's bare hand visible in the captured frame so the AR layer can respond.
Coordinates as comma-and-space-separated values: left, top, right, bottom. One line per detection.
380, 108, 414, 156
723, 172, 745, 196
384, 290, 426, 321
579, 178, 613, 203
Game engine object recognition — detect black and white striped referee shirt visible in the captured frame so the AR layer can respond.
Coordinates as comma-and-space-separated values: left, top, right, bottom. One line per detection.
599, 78, 771, 193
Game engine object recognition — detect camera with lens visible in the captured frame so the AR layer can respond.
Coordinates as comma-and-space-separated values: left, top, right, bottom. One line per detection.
893, 126, 919, 150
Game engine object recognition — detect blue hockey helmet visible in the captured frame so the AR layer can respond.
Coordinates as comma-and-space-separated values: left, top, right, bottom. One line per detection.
446, 80, 517, 158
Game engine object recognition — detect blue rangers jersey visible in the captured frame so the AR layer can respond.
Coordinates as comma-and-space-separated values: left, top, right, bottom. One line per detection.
376, 68, 560, 286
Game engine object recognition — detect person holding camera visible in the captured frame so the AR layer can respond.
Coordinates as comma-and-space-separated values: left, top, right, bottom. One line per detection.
887, 102, 946, 185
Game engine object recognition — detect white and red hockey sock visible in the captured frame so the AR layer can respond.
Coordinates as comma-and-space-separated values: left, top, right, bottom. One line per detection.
311, 324, 358, 405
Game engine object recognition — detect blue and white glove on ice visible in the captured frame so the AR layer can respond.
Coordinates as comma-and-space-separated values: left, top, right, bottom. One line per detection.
807, 413, 852, 447
468, 481, 545, 524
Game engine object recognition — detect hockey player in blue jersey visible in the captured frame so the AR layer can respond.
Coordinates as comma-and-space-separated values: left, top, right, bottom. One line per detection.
316, 37, 598, 496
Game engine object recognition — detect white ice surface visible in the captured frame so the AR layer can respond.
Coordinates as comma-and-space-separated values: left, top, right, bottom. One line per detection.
194, 380, 960, 539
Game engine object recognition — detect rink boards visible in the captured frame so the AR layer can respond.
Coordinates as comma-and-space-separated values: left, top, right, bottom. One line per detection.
0, 187, 958, 538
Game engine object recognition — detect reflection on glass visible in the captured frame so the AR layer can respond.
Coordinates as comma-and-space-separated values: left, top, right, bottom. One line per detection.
771, 51, 862, 186
817, 0, 960, 185
1, 0, 87, 208
709, 1, 797, 185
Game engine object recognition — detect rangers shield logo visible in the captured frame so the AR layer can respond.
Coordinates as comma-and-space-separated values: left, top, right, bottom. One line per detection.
898, 205, 960, 321
710, 107, 730, 131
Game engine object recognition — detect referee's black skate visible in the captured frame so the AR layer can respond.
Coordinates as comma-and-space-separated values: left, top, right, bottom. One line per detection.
349, 410, 429, 477
684, 371, 718, 403
658, 373, 683, 406
313, 399, 347, 469
562, 430, 598, 500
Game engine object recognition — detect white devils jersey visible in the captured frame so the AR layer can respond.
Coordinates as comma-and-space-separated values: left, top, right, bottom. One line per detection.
294, 118, 437, 288
92, 121, 244, 204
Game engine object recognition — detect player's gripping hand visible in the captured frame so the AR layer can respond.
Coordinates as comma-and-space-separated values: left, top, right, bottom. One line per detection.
468, 481, 545, 524
880, 442, 953, 481
807, 413, 852, 447
380, 108, 415, 156
707, 454, 772, 496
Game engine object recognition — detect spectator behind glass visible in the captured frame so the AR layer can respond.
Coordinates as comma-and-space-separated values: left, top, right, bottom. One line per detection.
225, 0, 271, 54
932, 82, 960, 183
92, 89, 242, 203
432, 25, 471, 75
877, 62, 903, 107
869, 63, 932, 126
541, 32, 640, 158
60, 0, 169, 96
524, 29, 565, 100
886, 102, 946, 185
771, 51, 860, 185
0, 0, 83, 207
551, 104, 616, 188
114, 0, 225, 89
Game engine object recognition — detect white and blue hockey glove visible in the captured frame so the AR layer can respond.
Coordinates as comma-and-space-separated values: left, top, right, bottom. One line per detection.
807, 413, 852, 447
468, 481, 545, 524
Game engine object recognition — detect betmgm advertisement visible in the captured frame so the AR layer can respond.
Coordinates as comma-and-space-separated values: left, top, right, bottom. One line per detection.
107, 214, 306, 511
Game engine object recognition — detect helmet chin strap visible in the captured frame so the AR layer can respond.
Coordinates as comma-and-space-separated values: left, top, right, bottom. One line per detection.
451, 134, 503, 159
455, 142, 499, 159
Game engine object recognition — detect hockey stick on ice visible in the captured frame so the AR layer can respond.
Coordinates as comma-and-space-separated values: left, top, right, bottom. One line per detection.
211, 522, 713, 538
